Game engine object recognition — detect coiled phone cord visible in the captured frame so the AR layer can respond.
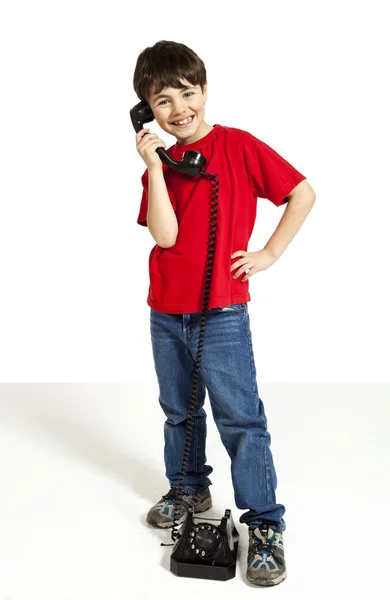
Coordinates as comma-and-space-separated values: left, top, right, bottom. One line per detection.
161, 170, 219, 546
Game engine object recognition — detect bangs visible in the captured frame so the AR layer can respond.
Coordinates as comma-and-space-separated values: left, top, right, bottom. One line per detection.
133, 40, 206, 103
149, 73, 198, 98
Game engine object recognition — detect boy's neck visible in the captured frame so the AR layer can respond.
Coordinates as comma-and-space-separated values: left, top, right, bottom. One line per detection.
174, 120, 214, 146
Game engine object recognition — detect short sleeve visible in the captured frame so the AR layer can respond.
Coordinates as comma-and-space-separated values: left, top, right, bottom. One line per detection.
243, 132, 306, 207
137, 167, 177, 227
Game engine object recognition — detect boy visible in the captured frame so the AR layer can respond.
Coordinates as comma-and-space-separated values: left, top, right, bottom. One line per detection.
133, 40, 315, 586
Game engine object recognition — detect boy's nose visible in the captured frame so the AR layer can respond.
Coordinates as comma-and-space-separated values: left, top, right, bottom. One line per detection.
171, 103, 187, 116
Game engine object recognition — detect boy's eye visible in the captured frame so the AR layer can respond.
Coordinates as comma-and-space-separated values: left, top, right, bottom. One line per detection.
158, 91, 194, 106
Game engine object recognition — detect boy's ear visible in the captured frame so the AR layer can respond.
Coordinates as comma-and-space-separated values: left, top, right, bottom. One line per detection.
203, 81, 208, 101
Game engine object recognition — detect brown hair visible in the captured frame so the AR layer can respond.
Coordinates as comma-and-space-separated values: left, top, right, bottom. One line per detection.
133, 40, 207, 104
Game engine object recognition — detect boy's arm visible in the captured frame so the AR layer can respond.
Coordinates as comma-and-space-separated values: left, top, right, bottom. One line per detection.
264, 179, 316, 260
147, 166, 179, 248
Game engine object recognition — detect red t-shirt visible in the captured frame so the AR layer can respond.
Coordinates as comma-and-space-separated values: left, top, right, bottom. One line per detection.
137, 124, 306, 313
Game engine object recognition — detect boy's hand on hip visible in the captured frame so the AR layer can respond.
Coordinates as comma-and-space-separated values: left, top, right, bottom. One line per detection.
230, 249, 276, 282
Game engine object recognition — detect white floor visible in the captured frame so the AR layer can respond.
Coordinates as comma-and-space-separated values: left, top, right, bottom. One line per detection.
0, 382, 388, 600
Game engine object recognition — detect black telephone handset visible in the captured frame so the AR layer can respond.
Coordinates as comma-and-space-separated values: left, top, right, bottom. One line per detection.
130, 100, 239, 581
130, 100, 209, 177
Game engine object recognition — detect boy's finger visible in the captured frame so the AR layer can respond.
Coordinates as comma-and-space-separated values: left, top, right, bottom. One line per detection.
136, 128, 150, 139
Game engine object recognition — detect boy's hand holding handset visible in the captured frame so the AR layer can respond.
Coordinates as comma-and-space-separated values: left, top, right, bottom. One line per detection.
136, 127, 167, 170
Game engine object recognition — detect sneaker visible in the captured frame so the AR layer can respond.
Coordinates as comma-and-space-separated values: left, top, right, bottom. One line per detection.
246, 522, 287, 586
146, 486, 212, 529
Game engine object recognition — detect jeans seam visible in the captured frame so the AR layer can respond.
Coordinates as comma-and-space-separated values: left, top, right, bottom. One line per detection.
264, 437, 271, 504
244, 310, 257, 395
194, 408, 199, 476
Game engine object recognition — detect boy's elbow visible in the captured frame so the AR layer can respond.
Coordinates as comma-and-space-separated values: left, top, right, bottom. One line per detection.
147, 225, 178, 248
159, 236, 177, 249
157, 224, 178, 248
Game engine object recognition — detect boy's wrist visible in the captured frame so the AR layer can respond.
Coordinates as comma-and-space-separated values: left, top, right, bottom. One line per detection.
148, 164, 163, 174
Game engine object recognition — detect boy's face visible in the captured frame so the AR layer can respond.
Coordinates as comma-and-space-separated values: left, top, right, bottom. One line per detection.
147, 78, 208, 143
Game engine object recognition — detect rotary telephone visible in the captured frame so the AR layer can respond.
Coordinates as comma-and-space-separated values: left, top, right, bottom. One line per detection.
130, 100, 239, 581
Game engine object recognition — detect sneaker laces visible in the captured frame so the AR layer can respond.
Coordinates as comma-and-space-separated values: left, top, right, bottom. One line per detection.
248, 523, 282, 563
161, 487, 180, 502
161, 486, 201, 503
160, 487, 188, 516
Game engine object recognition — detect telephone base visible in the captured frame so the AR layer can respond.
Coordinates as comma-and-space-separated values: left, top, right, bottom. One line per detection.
170, 507, 239, 581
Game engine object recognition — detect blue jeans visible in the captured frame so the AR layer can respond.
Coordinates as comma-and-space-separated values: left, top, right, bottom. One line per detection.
150, 302, 286, 532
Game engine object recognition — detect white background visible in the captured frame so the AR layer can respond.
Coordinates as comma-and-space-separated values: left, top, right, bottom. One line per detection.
0, 2, 389, 599
1, 0, 389, 382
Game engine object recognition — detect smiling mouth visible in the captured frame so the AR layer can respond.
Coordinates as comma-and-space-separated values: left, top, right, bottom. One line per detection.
170, 115, 195, 126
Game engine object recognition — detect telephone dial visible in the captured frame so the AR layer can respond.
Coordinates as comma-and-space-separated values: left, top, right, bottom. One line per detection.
130, 100, 239, 581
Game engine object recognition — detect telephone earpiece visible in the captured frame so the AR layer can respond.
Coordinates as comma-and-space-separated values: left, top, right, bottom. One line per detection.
130, 100, 208, 177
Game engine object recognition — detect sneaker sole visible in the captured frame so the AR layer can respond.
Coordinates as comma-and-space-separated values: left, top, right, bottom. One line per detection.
246, 569, 287, 586
146, 496, 212, 529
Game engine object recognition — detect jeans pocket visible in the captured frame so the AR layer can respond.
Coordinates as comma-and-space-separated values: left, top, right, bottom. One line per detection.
214, 303, 247, 312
